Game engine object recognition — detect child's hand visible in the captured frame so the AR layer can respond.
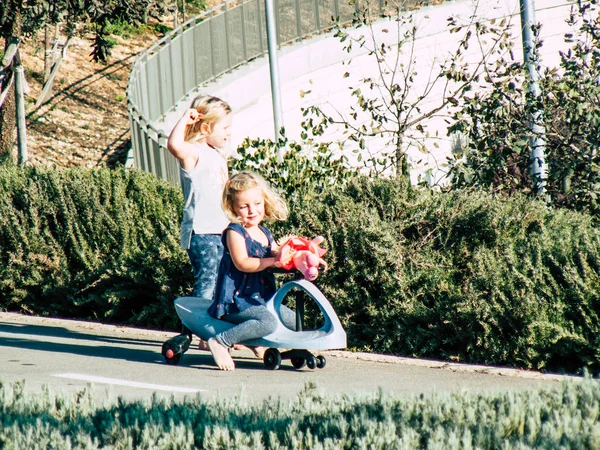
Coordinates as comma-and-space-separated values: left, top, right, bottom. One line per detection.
185, 108, 201, 125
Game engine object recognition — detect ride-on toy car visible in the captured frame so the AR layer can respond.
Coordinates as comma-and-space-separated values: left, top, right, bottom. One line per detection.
161, 279, 347, 370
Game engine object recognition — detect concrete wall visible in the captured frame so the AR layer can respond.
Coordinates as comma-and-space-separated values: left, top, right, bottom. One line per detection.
158, 0, 576, 184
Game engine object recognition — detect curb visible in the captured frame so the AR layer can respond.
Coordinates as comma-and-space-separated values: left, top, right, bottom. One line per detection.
324, 351, 575, 382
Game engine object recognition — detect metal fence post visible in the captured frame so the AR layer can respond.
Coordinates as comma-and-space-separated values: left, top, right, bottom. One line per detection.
241, 1, 248, 60
264, 0, 284, 148
295, 0, 302, 37
315, 0, 321, 31
224, 6, 232, 69
14, 57, 28, 165
209, 16, 217, 77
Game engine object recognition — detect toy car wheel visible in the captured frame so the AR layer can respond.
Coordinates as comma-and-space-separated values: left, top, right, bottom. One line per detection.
264, 348, 281, 370
164, 349, 181, 366
291, 357, 306, 369
306, 355, 317, 370
316, 355, 326, 369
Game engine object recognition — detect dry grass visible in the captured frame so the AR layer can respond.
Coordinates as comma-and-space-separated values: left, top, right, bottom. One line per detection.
21, 26, 163, 168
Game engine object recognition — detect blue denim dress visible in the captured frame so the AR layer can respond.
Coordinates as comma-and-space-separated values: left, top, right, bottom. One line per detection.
208, 223, 277, 319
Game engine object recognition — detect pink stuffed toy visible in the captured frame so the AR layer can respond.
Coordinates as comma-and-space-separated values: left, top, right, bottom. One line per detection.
276, 236, 327, 281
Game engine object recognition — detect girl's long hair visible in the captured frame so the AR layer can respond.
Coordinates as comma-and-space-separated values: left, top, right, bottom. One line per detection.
184, 94, 232, 142
222, 171, 288, 223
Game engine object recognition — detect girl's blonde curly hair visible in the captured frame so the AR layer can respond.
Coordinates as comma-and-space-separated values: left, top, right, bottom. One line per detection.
184, 94, 232, 142
222, 171, 289, 223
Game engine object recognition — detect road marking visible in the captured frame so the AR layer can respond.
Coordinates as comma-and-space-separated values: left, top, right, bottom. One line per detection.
53, 373, 206, 393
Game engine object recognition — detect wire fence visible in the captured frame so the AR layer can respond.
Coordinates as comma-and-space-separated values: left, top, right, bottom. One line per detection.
126, 0, 431, 184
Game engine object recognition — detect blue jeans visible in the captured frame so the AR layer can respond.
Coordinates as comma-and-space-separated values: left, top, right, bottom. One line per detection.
186, 233, 223, 299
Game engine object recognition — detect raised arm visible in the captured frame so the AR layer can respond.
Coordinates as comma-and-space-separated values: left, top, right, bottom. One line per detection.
166, 109, 202, 171
227, 230, 278, 273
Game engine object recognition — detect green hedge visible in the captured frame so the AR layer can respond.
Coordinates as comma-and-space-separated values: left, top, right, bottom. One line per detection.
1, 379, 600, 449
1, 167, 600, 373
280, 179, 600, 373
0, 166, 188, 330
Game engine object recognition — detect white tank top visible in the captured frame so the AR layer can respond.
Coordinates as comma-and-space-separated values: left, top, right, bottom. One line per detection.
178, 143, 229, 249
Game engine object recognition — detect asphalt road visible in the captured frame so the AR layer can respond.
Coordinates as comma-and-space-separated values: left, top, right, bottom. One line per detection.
0, 312, 572, 404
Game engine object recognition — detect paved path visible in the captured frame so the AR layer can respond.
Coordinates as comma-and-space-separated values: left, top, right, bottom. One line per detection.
0, 312, 573, 404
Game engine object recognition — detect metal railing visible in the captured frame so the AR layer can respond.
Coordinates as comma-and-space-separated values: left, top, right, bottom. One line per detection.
126, 0, 432, 184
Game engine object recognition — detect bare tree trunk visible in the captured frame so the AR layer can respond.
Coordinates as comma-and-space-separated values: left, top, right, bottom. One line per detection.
0, 8, 22, 163
44, 25, 51, 82
14, 50, 28, 164
0, 82, 17, 164
395, 133, 409, 180
51, 24, 59, 69
36, 32, 74, 108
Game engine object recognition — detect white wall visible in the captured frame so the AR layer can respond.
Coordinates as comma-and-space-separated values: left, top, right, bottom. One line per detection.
158, 0, 577, 184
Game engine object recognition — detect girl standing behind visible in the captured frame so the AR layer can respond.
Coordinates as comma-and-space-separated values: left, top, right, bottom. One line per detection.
207, 171, 298, 371
167, 95, 232, 349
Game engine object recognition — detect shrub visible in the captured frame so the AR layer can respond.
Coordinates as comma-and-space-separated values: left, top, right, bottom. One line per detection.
1, 379, 600, 449
448, 1, 600, 215
2, 166, 600, 373
0, 166, 188, 330
232, 135, 359, 204
287, 178, 600, 372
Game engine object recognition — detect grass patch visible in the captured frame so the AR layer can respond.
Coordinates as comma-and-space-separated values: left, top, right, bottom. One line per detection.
0, 379, 598, 449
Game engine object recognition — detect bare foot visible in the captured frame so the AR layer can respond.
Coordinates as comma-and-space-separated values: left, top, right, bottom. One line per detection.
225, 344, 243, 355
207, 338, 235, 371
247, 346, 267, 359
201, 338, 234, 353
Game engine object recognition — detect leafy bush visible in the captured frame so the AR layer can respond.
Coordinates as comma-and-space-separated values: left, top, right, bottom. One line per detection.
232, 135, 359, 203
104, 19, 146, 38
153, 23, 172, 35
1, 379, 600, 449
0, 166, 188, 330
183, 0, 207, 13
0, 138, 360, 329
448, 1, 600, 215
2, 165, 600, 372
286, 178, 600, 372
